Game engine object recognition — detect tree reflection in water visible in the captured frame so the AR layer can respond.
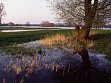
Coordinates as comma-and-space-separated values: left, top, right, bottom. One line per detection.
56, 49, 111, 83
0, 48, 111, 83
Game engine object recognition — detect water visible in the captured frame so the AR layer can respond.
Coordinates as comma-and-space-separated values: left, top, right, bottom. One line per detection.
0, 41, 111, 83
101, 28, 111, 30
0, 26, 111, 33
0, 29, 45, 32
1, 26, 75, 29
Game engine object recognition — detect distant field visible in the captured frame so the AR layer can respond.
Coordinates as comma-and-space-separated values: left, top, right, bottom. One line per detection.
0, 29, 73, 46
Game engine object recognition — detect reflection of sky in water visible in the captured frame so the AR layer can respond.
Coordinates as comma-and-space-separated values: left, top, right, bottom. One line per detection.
1, 26, 111, 31
0, 29, 42, 32
0, 41, 111, 72
0, 41, 111, 82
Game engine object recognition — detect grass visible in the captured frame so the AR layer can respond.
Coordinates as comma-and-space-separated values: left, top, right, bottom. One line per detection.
89, 30, 111, 60
0, 28, 111, 60
41, 29, 111, 60
0, 29, 73, 54
0, 29, 73, 46
1, 45, 36, 57
41, 34, 66, 47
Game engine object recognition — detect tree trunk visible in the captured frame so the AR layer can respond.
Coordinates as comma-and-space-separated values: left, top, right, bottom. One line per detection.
78, 49, 91, 82
75, 24, 91, 82
75, 0, 99, 81
0, 18, 1, 26
75, 26, 91, 82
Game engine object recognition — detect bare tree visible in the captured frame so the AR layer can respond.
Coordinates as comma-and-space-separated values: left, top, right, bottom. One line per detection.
48, 0, 84, 25
47, 0, 111, 81
26, 21, 30, 26
47, 0, 111, 51
8, 22, 15, 27
41, 21, 54, 27
0, 3, 6, 25
48, 0, 111, 39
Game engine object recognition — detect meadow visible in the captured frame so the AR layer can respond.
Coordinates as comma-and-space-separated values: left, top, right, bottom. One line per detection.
0, 27, 111, 60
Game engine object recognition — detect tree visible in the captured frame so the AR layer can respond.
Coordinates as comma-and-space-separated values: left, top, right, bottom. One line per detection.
93, 0, 111, 29
48, 0, 111, 81
48, 0, 111, 39
8, 22, 15, 27
0, 3, 6, 25
41, 21, 54, 27
26, 21, 31, 26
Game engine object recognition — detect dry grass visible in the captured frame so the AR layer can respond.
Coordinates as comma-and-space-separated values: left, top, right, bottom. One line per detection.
41, 34, 66, 47
89, 30, 97, 36
41, 33, 94, 52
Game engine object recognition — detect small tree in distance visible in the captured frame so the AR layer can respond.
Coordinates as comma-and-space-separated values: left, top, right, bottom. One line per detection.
41, 21, 54, 27
0, 3, 6, 25
26, 21, 31, 26
8, 22, 15, 27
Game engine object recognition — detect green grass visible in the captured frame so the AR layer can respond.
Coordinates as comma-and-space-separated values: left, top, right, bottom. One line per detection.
89, 30, 111, 60
0, 29, 111, 60
0, 29, 73, 46
1, 45, 37, 57
0, 29, 73, 56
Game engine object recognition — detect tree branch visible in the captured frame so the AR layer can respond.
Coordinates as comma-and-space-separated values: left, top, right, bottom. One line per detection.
97, 1, 111, 10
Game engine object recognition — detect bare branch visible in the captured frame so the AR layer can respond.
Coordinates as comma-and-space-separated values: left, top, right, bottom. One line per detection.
97, 0, 111, 10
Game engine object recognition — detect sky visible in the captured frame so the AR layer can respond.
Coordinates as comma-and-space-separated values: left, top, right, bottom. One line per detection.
1, 0, 56, 24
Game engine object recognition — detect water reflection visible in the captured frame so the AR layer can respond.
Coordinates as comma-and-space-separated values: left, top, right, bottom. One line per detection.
56, 63, 111, 83
0, 48, 111, 83
0, 29, 42, 32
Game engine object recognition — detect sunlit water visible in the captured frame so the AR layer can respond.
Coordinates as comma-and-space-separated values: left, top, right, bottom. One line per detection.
0, 29, 43, 32
0, 26, 111, 33
0, 41, 111, 83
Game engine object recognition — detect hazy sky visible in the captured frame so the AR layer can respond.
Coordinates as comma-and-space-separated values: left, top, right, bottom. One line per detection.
1, 0, 56, 24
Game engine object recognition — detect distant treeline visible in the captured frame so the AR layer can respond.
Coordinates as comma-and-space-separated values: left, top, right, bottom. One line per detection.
0, 23, 76, 27
0, 23, 40, 26
105, 25, 111, 28
0, 22, 111, 28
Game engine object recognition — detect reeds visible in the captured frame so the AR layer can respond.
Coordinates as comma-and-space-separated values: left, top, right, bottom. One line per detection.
41, 34, 66, 47
41, 33, 94, 52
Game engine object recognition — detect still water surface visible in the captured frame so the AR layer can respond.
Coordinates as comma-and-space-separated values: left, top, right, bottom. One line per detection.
0, 26, 111, 32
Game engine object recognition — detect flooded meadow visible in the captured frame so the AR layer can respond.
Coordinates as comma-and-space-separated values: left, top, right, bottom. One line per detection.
0, 40, 111, 83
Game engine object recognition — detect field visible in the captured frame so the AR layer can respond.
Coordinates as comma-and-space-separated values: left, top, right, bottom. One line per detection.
0, 27, 111, 60
0, 29, 72, 46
